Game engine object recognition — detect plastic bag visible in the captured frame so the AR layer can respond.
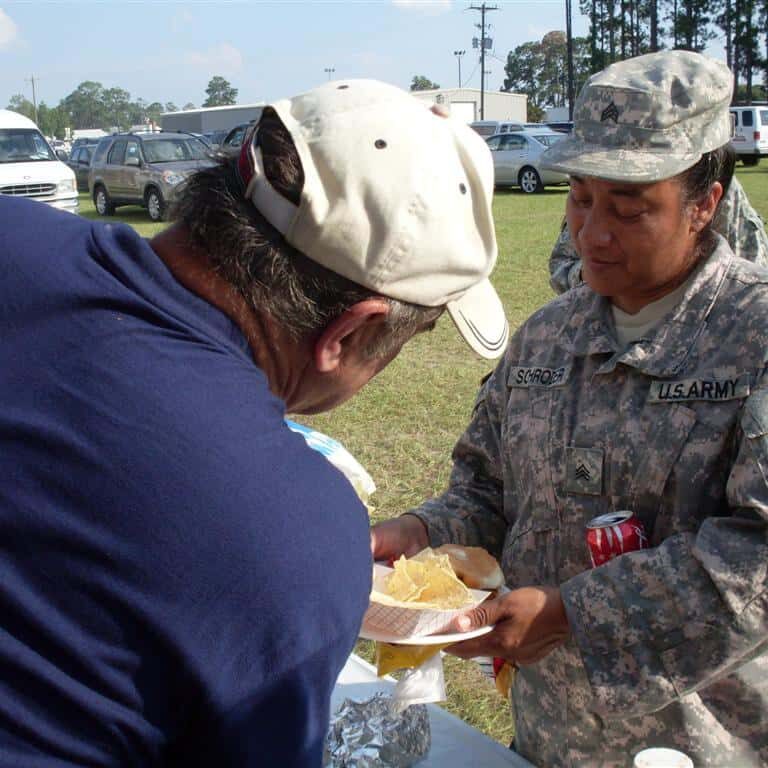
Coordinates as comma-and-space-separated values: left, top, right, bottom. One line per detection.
286, 420, 376, 504
375, 642, 449, 707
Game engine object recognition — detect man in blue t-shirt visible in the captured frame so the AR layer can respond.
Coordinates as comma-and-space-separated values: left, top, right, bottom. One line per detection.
0, 81, 508, 766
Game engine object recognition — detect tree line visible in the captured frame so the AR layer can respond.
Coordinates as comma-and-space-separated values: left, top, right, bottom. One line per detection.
579, 0, 768, 99
5, 76, 238, 139
503, 31, 593, 121
505, 1, 768, 120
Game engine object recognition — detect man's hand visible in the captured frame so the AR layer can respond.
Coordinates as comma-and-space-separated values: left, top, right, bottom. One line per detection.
444, 586, 570, 665
370, 514, 429, 561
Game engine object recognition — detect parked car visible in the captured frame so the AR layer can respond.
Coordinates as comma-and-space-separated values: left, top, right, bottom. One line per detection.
49, 139, 70, 160
523, 129, 567, 148
66, 145, 97, 192
485, 131, 569, 193
219, 122, 254, 156
0, 109, 78, 213
470, 120, 525, 137
71, 136, 104, 154
202, 129, 228, 149
545, 121, 574, 134
729, 105, 768, 166
88, 131, 215, 221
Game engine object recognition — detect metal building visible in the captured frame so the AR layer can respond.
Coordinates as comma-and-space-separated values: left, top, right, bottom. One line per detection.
159, 103, 265, 134
409, 88, 527, 124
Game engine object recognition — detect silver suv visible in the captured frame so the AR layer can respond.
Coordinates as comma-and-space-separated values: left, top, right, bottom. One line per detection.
88, 131, 215, 221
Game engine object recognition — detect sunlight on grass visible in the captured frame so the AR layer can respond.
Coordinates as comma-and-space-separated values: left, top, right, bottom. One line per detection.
78, 191, 167, 238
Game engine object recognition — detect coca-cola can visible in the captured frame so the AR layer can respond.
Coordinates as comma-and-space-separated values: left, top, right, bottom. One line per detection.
586, 511, 648, 568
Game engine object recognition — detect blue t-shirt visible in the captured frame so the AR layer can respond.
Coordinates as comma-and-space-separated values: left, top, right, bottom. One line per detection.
0, 197, 372, 766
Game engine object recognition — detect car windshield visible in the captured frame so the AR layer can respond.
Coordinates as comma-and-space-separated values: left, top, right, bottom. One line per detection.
142, 137, 209, 163
530, 133, 565, 148
0, 128, 56, 163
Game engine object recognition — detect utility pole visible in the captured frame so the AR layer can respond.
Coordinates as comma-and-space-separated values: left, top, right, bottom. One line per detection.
469, 3, 498, 120
25, 74, 39, 125
454, 50, 466, 88
565, 0, 575, 120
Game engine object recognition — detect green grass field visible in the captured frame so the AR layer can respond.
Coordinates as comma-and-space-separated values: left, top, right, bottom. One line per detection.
77, 165, 768, 745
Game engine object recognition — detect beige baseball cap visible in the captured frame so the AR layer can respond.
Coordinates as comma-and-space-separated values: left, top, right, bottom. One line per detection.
541, 50, 733, 183
237, 79, 509, 359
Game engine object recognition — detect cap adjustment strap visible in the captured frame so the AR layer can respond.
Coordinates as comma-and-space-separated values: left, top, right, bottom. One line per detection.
238, 124, 298, 235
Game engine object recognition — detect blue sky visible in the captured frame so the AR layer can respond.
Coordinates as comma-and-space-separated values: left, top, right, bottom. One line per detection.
1, 1, 727, 111
1, 1, 593, 109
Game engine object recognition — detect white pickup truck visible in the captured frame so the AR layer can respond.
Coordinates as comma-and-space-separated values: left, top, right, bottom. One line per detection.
0, 109, 78, 213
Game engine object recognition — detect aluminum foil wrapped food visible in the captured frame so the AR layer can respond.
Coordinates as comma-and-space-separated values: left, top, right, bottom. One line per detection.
324, 692, 430, 767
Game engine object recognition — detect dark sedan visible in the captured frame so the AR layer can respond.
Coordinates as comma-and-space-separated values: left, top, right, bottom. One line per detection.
66, 145, 96, 192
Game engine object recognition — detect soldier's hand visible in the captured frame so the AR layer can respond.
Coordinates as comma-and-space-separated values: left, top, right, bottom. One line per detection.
370, 514, 429, 561
443, 586, 570, 665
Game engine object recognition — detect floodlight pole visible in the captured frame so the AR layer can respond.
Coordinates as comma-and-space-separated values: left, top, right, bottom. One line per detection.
470, 3, 498, 120
324, 67, 336, 81
454, 50, 466, 88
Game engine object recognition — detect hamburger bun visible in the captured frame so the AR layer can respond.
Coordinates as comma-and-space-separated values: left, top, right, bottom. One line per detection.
434, 544, 504, 591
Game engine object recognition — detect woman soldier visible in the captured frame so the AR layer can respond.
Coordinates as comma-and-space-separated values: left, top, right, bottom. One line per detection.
373, 50, 768, 767
549, 174, 768, 294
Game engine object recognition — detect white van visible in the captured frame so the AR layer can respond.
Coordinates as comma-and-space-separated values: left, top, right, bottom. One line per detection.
0, 109, 78, 213
729, 105, 768, 166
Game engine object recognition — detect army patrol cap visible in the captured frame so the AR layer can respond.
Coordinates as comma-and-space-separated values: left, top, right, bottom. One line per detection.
237, 79, 509, 359
541, 50, 733, 183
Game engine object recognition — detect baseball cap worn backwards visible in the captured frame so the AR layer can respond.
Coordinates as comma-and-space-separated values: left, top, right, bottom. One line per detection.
540, 50, 733, 183
236, 79, 509, 359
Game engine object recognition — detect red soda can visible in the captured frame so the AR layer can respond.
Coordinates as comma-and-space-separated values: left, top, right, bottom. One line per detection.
586, 511, 648, 567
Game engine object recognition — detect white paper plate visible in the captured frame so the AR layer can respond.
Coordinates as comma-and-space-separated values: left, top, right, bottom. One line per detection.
364, 563, 491, 639
359, 623, 493, 645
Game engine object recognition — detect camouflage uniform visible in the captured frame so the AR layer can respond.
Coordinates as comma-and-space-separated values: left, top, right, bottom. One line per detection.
412, 236, 768, 767
549, 178, 768, 294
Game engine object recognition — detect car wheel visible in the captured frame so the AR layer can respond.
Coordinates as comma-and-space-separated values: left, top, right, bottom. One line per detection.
741, 155, 760, 167
146, 188, 166, 222
518, 166, 543, 194
93, 186, 115, 216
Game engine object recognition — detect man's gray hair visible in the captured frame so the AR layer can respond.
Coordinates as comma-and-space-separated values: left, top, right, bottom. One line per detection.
171, 112, 443, 359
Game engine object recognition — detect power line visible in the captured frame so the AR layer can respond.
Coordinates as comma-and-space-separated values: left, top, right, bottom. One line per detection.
565, 0, 574, 120
464, 59, 481, 88
25, 75, 39, 125
469, 3, 498, 120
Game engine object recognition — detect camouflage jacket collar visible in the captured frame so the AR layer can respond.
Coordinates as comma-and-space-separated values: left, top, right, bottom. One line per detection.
565, 235, 733, 377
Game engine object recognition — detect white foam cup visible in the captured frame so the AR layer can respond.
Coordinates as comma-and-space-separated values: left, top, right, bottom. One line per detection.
633, 748, 694, 768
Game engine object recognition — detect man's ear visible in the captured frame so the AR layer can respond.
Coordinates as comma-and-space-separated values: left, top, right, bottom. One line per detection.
314, 298, 391, 373
691, 181, 723, 233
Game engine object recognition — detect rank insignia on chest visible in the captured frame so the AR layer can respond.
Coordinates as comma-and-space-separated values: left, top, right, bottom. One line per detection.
566, 446, 604, 496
